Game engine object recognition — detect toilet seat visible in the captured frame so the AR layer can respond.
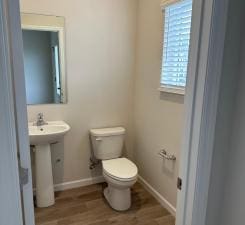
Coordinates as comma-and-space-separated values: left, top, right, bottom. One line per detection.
102, 158, 138, 182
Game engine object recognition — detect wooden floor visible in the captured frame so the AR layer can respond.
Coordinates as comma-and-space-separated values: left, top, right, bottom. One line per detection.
35, 182, 175, 225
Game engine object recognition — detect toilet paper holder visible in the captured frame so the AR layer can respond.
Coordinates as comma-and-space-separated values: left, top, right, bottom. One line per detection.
158, 149, 176, 161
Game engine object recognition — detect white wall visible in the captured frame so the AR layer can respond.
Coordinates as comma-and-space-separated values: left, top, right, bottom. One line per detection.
20, 0, 138, 185
133, 0, 184, 208
23, 30, 54, 104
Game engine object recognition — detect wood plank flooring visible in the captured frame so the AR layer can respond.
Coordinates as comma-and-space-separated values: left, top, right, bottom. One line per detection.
35, 182, 175, 225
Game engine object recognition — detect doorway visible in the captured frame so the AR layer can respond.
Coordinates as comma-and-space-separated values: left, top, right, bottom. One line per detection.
0, 0, 237, 224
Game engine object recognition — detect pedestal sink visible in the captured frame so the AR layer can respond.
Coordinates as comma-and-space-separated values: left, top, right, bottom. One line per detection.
29, 121, 70, 208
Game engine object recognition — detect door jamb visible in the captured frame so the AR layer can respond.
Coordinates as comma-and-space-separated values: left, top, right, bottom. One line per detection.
0, 0, 24, 224
0, 0, 35, 224
176, 0, 229, 224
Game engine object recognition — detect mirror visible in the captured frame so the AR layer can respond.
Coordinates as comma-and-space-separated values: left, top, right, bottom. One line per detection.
21, 13, 67, 104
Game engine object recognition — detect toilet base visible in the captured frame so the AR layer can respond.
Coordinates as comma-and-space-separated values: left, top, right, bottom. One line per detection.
104, 186, 131, 211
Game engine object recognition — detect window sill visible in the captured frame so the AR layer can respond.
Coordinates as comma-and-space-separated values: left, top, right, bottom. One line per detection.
158, 86, 185, 95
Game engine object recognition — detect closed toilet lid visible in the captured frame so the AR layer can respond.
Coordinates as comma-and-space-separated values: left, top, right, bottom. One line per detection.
102, 158, 138, 180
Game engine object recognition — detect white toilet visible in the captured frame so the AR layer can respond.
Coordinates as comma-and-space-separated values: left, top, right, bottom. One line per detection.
90, 127, 138, 211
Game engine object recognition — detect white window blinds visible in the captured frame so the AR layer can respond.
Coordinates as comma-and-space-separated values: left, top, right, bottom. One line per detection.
161, 0, 192, 89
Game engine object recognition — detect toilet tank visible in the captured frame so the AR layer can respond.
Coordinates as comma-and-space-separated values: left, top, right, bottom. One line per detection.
90, 127, 125, 160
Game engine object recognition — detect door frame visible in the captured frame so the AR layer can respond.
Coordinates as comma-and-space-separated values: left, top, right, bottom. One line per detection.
0, 1, 24, 223
0, 0, 35, 225
176, 0, 229, 224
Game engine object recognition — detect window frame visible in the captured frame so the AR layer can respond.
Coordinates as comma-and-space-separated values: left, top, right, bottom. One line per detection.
159, 0, 191, 95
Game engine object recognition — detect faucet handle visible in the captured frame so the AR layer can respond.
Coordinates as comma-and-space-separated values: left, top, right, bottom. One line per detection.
34, 113, 47, 126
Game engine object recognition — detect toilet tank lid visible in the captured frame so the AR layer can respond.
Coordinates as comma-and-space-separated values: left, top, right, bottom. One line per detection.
90, 127, 125, 137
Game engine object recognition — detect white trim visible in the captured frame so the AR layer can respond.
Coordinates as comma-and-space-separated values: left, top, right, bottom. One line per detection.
33, 176, 105, 195
22, 24, 63, 32
21, 13, 64, 27
54, 176, 105, 192
158, 86, 185, 95
138, 175, 176, 216
161, 0, 181, 8
175, 0, 206, 222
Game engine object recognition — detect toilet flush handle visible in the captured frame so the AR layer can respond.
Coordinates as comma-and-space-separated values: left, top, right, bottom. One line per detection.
95, 138, 103, 141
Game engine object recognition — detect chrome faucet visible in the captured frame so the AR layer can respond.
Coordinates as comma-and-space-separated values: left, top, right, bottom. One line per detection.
34, 113, 48, 126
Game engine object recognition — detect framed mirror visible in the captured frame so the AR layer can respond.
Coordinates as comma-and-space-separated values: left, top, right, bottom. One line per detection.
21, 13, 67, 104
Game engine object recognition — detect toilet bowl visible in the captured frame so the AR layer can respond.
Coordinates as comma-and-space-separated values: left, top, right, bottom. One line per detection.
102, 158, 138, 211
90, 127, 138, 211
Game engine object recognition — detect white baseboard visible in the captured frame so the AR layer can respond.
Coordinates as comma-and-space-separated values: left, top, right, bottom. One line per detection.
54, 176, 105, 192
138, 175, 176, 216
33, 176, 104, 194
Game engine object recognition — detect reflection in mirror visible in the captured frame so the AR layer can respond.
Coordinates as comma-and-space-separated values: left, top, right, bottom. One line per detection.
22, 30, 61, 104
21, 13, 66, 105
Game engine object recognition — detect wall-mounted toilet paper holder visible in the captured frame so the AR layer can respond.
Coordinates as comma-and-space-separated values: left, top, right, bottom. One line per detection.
158, 149, 176, 161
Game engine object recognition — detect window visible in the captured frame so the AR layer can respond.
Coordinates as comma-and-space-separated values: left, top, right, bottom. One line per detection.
160, 0, 192, 94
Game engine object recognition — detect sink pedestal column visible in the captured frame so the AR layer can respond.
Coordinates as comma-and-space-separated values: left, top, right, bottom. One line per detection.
35, 144, 55, 207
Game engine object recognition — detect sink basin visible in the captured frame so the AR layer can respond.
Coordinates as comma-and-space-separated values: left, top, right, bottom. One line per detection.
29, 121, 70, 145
28, 120, 70, 208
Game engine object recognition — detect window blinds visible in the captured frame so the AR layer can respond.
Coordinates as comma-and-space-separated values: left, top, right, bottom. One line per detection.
161, 0, 192, 88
